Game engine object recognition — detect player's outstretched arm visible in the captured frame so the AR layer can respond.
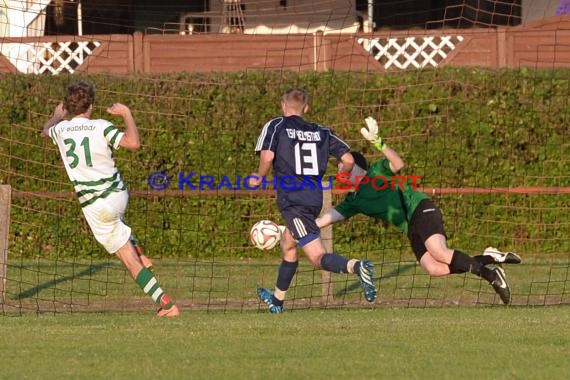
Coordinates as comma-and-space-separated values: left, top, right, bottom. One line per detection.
248, 149, 274, 187
257, 150, 274, 177
108, 103, 140, 151
361, 116, 405, 173
316, 208, 346, 228
381, 146, 405, 173
41, 103, 66, 137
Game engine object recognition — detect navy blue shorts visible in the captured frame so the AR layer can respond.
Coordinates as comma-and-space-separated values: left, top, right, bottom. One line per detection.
280, 205, 321, 246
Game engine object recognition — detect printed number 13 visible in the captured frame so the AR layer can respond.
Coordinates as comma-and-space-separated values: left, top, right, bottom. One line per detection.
294, 142, 318, 175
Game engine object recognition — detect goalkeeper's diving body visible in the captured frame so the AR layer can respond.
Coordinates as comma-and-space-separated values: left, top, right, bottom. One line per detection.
316, 117, 521, 305
41, 81, 180, 316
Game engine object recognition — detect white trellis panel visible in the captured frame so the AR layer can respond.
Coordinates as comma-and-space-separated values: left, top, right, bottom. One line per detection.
358, 35, 464, 70
3, 41, 100, 75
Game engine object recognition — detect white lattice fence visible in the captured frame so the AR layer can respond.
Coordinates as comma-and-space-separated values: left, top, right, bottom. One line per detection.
358, 35, 464, 70
2, 41, 100, 75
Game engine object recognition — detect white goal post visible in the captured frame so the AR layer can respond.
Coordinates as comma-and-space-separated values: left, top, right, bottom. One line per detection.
0, 185, 10, 304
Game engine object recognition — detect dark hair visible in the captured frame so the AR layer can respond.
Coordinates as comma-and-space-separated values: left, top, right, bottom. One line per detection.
64, 81, 95, 116
351, 151, 369, 171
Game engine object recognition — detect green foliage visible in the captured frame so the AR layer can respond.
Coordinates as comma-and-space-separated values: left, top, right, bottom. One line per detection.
1, 68, 569, 259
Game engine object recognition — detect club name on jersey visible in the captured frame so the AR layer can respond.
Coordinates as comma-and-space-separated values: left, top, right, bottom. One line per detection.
65, 125, 96, 132
285, 128, 321, 142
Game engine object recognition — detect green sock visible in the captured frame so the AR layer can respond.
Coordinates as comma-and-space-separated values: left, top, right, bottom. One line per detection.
135, 267, 174, 309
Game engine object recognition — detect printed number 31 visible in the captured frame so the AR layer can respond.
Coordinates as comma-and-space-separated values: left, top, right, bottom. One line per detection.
64, 137, 93, 169
294, 142, 318, 175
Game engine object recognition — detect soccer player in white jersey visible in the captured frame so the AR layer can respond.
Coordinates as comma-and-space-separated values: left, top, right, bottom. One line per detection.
42, 81, 179, 316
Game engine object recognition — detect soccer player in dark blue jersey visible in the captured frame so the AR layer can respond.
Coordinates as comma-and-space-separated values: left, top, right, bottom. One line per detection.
250, 88, 377, 313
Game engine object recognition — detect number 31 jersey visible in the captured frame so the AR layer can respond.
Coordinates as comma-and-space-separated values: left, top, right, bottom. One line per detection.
254, 115, 350, 209
48, 117, 126, 208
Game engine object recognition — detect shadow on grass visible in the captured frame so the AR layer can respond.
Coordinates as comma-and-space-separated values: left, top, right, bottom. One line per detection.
15, 263, 109, 300
334, 263, 416, 298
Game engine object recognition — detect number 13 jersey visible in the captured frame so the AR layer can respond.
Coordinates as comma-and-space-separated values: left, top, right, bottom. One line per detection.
48, 117, 126, 208
255, 115, 350, 209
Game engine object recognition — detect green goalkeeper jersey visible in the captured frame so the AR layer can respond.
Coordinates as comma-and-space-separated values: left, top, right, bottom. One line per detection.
335, 158, 428, 234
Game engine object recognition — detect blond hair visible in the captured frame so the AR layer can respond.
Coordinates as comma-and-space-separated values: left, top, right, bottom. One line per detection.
282, 88, 308, 114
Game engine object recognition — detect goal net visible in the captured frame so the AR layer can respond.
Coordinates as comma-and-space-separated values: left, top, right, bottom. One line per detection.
0, 0, 569, 314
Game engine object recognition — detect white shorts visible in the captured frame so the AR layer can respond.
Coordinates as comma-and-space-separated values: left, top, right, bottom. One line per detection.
81, 190, 132, 254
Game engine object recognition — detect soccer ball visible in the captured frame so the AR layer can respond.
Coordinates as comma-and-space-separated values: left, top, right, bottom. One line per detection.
249, 220, 282, 250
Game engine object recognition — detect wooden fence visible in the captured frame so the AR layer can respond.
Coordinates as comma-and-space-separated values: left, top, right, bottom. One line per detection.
0, 16, 568, 75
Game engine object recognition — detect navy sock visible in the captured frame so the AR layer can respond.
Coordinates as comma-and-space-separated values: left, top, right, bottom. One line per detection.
320, 253, 350, 274
275, 260, 298, 296
353, 260, 362, 275
271, 296, 284, 307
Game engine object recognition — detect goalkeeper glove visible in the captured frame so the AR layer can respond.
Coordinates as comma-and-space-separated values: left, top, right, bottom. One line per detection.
361, 116, 387, 151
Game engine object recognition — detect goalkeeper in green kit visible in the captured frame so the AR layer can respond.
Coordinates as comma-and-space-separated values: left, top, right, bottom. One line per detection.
316, 117, 521, 305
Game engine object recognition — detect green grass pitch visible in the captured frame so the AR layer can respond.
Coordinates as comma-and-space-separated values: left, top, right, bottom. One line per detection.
1, 307, 569, 379
3, 257, 569, 379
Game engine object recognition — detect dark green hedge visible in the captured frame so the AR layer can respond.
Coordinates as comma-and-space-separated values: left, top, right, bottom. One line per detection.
1, 68, 569, 260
